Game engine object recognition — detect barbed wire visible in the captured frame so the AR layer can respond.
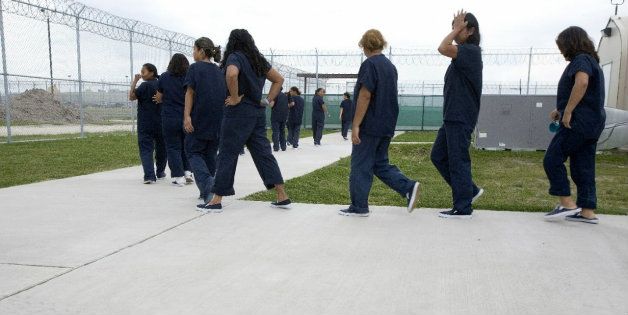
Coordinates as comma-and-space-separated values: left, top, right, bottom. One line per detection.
2, 0, 195, 53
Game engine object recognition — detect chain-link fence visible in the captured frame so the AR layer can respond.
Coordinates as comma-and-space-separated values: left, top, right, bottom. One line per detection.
0, 0, 563, 143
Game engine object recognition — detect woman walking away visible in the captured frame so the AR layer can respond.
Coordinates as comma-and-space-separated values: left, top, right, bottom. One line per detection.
129, 63, 166, 184
431, 10, 483, 219
312, 88, 328, 146
287, 87, 305, 149
184, 37, 226, 207
202, 29, 291, 212
339, 92, 353, 140
154, 53, 194, 186
339, 29, 420, 217
543, 26, 605, 224
271, 87, 289, 152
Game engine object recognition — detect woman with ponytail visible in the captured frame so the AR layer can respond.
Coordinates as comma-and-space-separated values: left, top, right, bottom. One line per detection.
202, 29, 291, 211
183, 37, 227, 208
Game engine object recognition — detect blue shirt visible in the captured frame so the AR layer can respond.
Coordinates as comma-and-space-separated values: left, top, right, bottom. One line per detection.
288, 95, 305, 125
184, 61, 226, 140
556, 53, 606, 139
340, 99, 353, 121
135, 79, 161, 131
271, 92, 289, 122
157, 71, 186, 124
443, 44, 483, 126
225, 51, 270, 118
312, 95, 325, 119
353, 54, 398, 137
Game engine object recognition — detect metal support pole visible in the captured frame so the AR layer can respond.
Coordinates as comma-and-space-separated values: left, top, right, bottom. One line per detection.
75, 15, 84, 138
315, 48, 319, 88
0, 0, 12, 143
129, 28, 135, 134
389, 46, 392, 62
270, 48, 274, 66
526, 47, 533, 95
46, 16, 53, 95
168, 39, 173, 57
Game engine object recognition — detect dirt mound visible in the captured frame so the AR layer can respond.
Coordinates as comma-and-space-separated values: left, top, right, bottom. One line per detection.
0, 89, 95, 124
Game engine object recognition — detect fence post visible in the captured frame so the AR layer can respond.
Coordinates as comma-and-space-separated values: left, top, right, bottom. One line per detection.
0, 0, 12, 143
315, 48, 319, 88
526, 47, 533, 95
75, 10, 85, 138
45, 13, 54, 96
129, 24, 137, 134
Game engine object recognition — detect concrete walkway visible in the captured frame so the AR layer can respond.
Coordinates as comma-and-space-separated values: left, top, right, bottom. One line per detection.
1, 132, 627, 314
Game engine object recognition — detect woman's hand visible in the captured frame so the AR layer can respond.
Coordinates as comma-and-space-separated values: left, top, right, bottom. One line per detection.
184, 115, 194, 133
152, 91, 163, 104
452, 10, 468, 32
562, 110, 572, 129
225, 95, 243, 106
133, 74, 142, 82
352, 126, 361, 145
549, 109, 560, 121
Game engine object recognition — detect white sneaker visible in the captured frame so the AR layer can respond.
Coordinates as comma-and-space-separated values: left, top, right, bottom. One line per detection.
472, 188, 484, 204
172, 177, 186, 187
184, 171, 194, 184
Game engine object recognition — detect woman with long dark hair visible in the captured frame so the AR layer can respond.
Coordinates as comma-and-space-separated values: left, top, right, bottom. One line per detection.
183, 37, 226, 208
339, 92, 352, 140
202, 29, 290, 211
431, 10, 483, 219
543, 26, 605, 224
154, 53, 194, 186
129, 63, 166, 184
312, 87, 328, 146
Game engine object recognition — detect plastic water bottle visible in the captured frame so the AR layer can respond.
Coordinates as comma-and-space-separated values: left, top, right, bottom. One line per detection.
260, 98, 270, 107
549, 120, 560, 133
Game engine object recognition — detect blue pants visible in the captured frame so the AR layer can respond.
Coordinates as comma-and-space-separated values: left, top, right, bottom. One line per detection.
138, 123, 167, 181
287, 123, 301, 148
543, 127, 598, 209
312, 115, 325, 145
212, 112, 284, 196
185, 134, 218, 203
349, 134, 416, 213
430, 122, 479, 214
341, 120, 351, 138
271, 120, 287, 151
163, 119, 190, 178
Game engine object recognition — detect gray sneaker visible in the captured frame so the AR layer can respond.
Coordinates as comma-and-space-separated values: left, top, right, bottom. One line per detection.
565, 212, 599, 224
544, 205, 581, 220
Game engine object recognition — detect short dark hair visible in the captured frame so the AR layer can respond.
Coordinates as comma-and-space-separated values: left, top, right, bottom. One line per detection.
142, 63, 158, 79
556, 26, 600, 63
343, 92, 351, 99
167, 53, 190, 77
290, 86, 301, 95
315, 88, 325, 94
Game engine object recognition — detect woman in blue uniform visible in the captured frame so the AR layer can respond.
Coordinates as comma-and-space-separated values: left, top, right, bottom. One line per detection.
183, 37, 226, 208
339, 92, 353, 140
431, 10, 483, 219
287, 86, 304, 149
129, 63, 166, 184
339, 29, 420, 217
311, 88, 328, 146
202, 29, 290, 211
543, 27, 605, 224
154, 53, 194, 186
271, 88, 289, 152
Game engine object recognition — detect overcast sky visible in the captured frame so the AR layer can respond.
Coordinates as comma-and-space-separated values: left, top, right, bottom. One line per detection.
81, 0, 618, 51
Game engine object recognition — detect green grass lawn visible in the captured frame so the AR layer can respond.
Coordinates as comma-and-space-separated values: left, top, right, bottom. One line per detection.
393, 131, 438, 142
246, 144, 628, 215
0, 132, 139, 188
0, 129, 341, 188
